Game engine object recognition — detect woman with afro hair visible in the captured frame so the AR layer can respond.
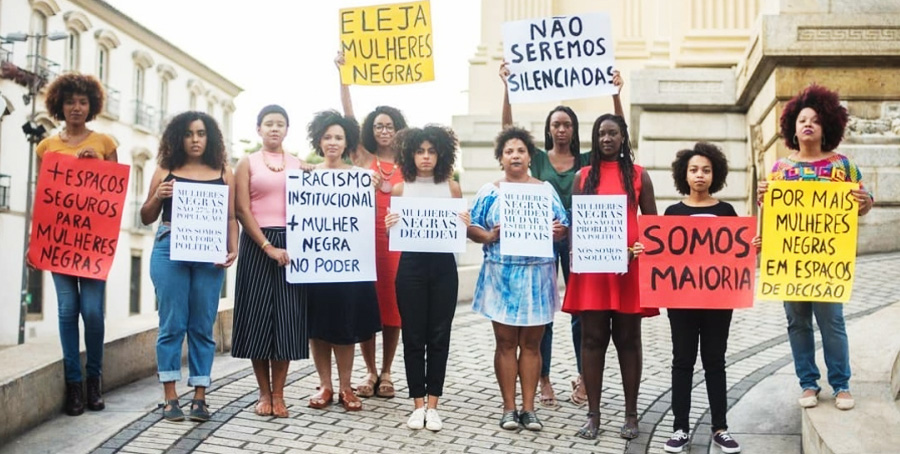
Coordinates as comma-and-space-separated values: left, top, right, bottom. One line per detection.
32, 73, 117, 416
757, 84, 873, 412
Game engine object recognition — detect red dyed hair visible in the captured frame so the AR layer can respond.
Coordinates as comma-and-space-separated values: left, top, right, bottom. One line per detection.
780, 84, 848, 152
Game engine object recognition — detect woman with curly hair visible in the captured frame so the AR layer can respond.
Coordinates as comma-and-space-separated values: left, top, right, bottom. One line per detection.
232, 105, 310, 418
468, 127, 569, 432
384, 125, 469, 431
649, 143, 741, 453
498, 62, 625, 409
334, 51, 408, 399
141, 111, 238, 422
32, 72, 117, 416
562, 114, 658, 440
305, 110, 382, 412
757, 85, 873, 412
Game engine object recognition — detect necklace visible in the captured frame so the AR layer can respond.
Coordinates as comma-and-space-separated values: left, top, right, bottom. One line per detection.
375, 156, 398, 193
262, 150, 285, 172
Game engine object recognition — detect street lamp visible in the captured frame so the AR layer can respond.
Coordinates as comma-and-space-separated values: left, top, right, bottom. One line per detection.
2, 31, 68, 345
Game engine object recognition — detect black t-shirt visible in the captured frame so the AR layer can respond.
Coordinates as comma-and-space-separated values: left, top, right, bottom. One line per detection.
664, 201, 737, 217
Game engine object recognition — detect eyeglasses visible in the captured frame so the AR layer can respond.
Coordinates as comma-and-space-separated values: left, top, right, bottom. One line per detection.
374, 124, 395, 132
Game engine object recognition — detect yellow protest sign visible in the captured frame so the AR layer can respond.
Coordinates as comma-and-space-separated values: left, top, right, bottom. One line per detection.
757, 180, 858, 303
339, 1, 434, 86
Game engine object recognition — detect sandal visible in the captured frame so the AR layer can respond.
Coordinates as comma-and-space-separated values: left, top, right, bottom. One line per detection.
354, 373, 377, 398
189, 399, 211, 422
255, 395, 273, 416
538, 382, 560, 409
376, 375, 395, 399
271, 394, 289, 418
308, 387, 334, 409
620, 412, 639, 439
575, 412, 600, 440
339, 389, 363, 411
570, 376, 587, 407
162, 399, 184, 422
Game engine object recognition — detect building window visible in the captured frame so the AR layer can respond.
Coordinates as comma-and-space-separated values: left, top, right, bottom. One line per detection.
26, 269, 43, 316
189, 92, 197, 110
159, 78, 169, 117
97, 45, 109, 84
134, 66, 145, 102
30, 11, 48, 58
65, 32, 79, 71
130, 254, 141, 314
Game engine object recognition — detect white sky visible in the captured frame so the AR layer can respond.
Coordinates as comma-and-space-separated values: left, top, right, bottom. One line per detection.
106, 0, 482, 156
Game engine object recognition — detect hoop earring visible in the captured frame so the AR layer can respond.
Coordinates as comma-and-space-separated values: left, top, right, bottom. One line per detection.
792, 135, 798, 145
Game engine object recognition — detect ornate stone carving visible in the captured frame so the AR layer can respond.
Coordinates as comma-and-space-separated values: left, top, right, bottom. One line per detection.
846, 114, 900, 137
797, 27, 900, 41
658, 80, 723, 93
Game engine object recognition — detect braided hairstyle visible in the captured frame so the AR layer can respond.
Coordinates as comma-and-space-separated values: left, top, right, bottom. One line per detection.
582, 114, 637, 206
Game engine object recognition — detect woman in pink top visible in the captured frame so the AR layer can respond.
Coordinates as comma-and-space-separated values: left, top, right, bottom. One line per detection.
232, 105, 309, 418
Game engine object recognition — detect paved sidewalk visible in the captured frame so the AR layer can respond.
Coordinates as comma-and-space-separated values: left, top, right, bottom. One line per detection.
4, 252, 900, 454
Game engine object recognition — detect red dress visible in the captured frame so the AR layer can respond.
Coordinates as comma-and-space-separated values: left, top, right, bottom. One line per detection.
372, 159, 403, 327
562, 162, 659, 317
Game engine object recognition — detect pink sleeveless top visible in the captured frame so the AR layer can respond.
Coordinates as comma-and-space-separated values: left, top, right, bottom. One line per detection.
248, 150, 301, 228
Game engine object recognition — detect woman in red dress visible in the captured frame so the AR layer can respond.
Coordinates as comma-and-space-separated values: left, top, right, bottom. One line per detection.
562, 114, 658, 440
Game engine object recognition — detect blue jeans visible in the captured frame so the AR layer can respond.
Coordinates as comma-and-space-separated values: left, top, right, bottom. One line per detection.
150, 226, 225, 388
53, 273, 106, 383
784, 302, 851, 395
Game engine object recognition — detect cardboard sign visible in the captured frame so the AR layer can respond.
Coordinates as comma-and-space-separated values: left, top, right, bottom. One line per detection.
170, 182, 228, 263
339, 0, 434, 85
639, 216, 757, 309
285, 169, 376, 283
502, 13, 616, 104
757, 181, 858, 303
388, 197, 467, 253
571, 195, 627, 273
499, 182, 554, 258
28, 153, 129, 280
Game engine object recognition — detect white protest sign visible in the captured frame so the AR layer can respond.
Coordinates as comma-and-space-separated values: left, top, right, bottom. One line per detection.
502, 13, 616, 104
499, 182, 554, 258
170, 182, 229, 263
571, 194, 627, 273
285, 169, 376, 283
389, 197, 467, 253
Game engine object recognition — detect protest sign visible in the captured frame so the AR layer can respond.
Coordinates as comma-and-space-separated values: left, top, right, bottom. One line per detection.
28, 153, 129, 280
757, 181, 858, 303
499, 182, 554, 258
639, 215, 757, 309
285, 169, 376, 283
170, 182, 228, 263
571, 195, 627, 273
502, 13, 616, 104
388, 197, 466, 253
339, 0, 434, 85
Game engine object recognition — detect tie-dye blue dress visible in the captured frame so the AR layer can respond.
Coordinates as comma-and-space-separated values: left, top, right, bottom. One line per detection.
470, 182, 569, 326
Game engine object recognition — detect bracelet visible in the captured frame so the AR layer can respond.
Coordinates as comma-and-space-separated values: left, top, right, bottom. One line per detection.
261, 240, 271, 250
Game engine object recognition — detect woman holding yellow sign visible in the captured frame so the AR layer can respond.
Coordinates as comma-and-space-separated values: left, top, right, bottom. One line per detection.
757, 85, 873, 412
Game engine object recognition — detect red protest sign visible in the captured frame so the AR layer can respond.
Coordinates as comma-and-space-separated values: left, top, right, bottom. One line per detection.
27, 153, 129, 280
638, 215, 756, 309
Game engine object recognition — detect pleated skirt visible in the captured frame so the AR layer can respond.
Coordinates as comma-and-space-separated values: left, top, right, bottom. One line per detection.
231, 228, 309, 360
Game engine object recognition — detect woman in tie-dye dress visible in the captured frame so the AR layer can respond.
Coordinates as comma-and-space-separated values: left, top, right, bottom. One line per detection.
468, 126, 569, 432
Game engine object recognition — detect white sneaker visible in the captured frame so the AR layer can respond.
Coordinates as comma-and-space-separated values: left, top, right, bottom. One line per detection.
425, 408, 443, 431
407, 407, 426, 430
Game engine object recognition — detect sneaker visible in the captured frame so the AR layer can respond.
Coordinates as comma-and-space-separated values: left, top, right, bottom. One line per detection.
713, 430, 741, 453
425, 408, 443, 431
407, 407, 426, 430
664, 429, 690, 453
499, 410, 519, 430
519, 410, 542, 431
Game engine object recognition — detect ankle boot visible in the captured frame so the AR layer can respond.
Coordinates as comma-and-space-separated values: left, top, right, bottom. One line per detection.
65, 381, 85, 416
86, 376, 105, 411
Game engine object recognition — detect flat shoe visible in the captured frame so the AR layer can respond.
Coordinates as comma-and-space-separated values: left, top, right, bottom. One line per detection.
162, 399, 184, 422
620, 413, 639, 439
189, 399, 211, 422
835, 392, 855, 410
519, 410, 543, 431
339, 389, 362, 411
570, 377, 587, 407
308, 388, 334, 409
499, 410, 519, 430
376, 375, 395, 398
798, 389, 819, 408
354, 374, 377, 398
576, 412, 599, 440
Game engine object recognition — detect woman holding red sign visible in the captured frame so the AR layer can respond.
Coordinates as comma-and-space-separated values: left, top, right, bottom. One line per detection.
335, 51, 407, 400
757, 85, 873, 413
562, 114, 658, 440
32, 73, 117, 416
643, 143, 742, 454
142, 111, 238, 422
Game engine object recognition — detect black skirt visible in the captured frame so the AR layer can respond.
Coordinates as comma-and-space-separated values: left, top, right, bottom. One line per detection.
308, 281, 381, 345
231, 228, 309, 360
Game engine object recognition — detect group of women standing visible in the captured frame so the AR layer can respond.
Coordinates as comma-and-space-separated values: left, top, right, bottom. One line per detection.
35, 67, 872, 453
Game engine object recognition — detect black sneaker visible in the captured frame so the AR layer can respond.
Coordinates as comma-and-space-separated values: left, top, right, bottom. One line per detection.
713, 430, 741, 453
519, 410, 542, 431
664, 429, 689, 452
499, 410, 519, 430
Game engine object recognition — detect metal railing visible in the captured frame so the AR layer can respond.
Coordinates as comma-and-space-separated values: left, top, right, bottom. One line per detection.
26, 54, 60, 81
104, 84, 120, 119
133, 99, 156, 130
